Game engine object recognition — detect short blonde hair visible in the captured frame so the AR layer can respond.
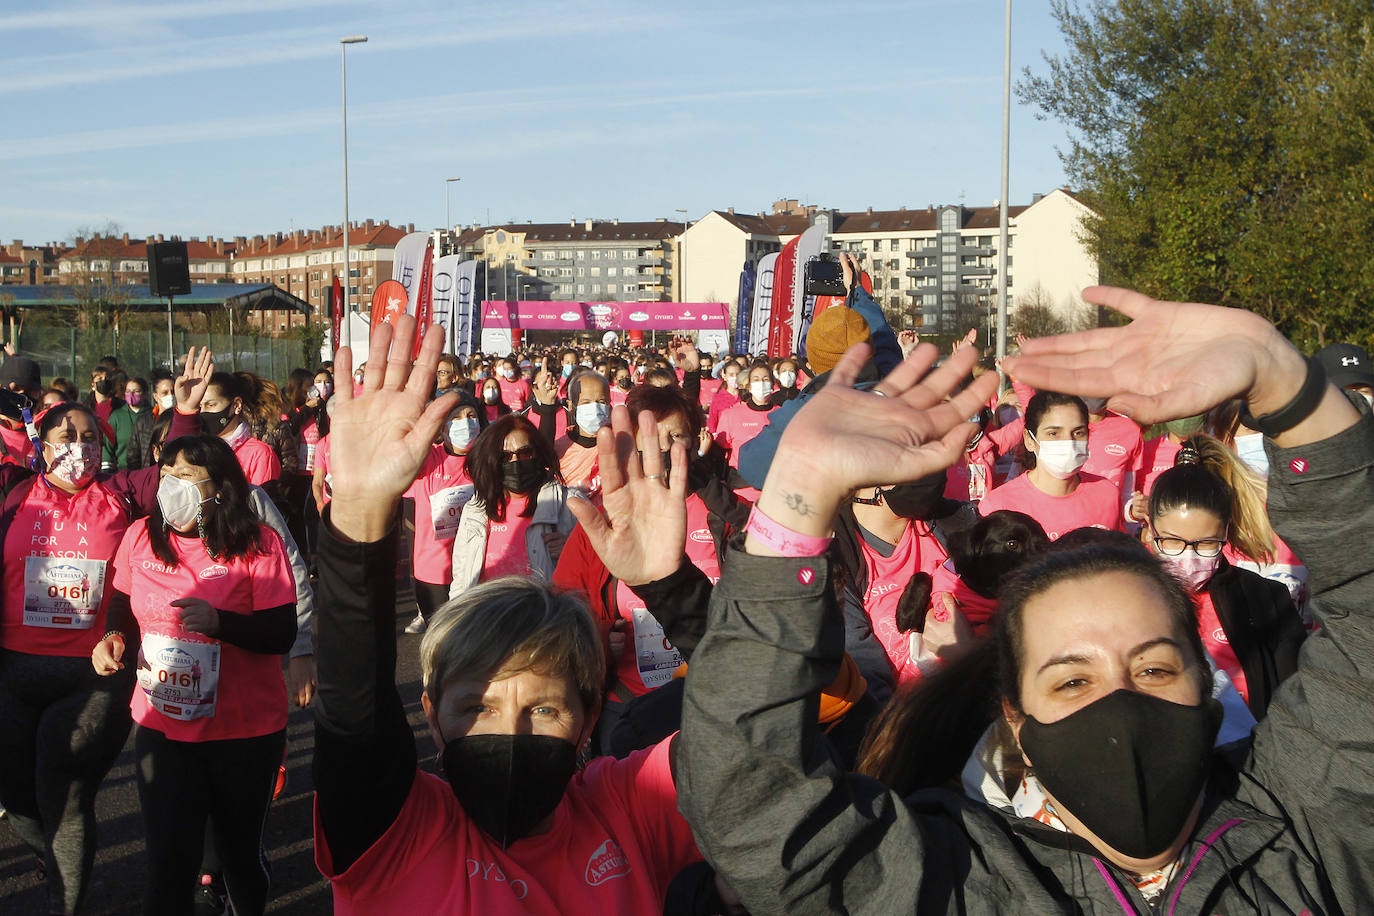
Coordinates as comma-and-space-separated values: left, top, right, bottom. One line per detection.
420, 576, 604, 715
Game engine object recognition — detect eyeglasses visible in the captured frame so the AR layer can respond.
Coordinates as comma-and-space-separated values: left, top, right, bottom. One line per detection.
1151, 533, 1227, 557
501, 446, 536, 463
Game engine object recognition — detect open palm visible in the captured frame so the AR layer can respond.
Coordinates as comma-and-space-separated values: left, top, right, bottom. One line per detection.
568, 406, 688, 587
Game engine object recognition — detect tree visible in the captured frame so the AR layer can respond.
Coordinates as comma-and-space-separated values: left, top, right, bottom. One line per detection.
1020, 0, 1374, 351
63, 223, 135, 371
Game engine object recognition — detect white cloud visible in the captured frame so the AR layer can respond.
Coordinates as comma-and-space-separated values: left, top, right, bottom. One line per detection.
0, 0, 365, 32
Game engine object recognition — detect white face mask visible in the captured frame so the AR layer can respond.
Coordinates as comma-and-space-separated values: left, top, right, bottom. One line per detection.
574, 402, 610, 436
158, 393, 176, 411
312, 382, 333, 400
157, 474, 212, 531
750, 380, 770, 403
446, 417, 480, 451
483, 388, 500, 403
1031, 434, 1088, 479
777, 370, 797, 388
1161, 548, 1221, 593
46, 441, 100, 488
724, 373, 739, 390
1233, 432, 1269, 478
502, 368, 517, 380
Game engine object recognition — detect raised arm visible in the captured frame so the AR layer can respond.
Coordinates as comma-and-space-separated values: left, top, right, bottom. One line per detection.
676, 340, 1001, 913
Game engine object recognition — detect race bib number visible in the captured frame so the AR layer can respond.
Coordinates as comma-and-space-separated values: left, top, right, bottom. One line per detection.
298, 442, 317, 472
23, 556, 105, 629
136, 633, 220, 721
632, 607, 683, 690
969, 464, 988, 502
430, 483, 474, 541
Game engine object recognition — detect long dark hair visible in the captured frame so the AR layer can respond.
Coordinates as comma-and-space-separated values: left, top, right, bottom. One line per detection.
146, 435, 264, 566
464, 414, 560, 522
283, 368, 313, 411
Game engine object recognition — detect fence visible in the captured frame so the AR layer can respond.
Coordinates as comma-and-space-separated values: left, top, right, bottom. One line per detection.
14, 323, 309, 387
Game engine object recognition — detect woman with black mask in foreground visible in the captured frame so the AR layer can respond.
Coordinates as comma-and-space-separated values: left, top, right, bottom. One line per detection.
675, 286, 1373, 913
311, 318, 703, 913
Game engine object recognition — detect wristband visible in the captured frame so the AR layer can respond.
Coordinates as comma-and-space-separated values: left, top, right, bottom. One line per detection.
746, 506, 832, 557
1238, 357, 1327, 437
102, 630, 124, 642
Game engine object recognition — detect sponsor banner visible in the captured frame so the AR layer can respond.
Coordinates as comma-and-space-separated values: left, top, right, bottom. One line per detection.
329, 272, 343, 351
748, 253, 778, 355
411, 243, 435, 359
733, 260, 756, 355
369, 279, 408, 329
478, 301, 728, 331
790, 224, 827, 355
767, 236, 800, 358
479, 327, 513, 354
450, 259, 479, 357
390, 232, 431, 314
697, 329, 730, 355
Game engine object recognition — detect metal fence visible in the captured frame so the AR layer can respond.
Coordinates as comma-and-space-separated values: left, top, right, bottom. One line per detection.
14, 323, 310, 387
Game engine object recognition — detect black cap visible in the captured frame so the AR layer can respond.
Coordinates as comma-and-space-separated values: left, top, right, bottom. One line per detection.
1316, 343, 1374, 390
0, 356, 41, 391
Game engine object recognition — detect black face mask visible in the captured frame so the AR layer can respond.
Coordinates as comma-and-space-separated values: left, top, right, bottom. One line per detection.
441, 733, 577, 849
200, 407, 235, 436
501, 457, 545, 494
94, 377, 115, 397
1019, 689, 1221, 860
615, 377, 631, 391
877, 471, 947, 520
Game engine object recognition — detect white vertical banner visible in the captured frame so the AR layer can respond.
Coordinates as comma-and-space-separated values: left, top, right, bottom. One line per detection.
748, 253, 778, 355
429, 255, 461, 354
789, 222, 827, 354
452, 259, 479, 357
390, 231, 431, 314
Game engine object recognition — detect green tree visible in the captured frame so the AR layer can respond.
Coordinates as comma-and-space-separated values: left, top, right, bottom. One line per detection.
1020, 0, 1374, 350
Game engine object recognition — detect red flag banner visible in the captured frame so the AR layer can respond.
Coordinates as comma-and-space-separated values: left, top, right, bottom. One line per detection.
370, 279, 409, 331
412, 244, 436, 358
767, 235, 800, 358
330, 272, 343, 351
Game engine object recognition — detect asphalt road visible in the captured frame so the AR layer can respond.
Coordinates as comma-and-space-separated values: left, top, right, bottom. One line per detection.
0, 571, 433, 915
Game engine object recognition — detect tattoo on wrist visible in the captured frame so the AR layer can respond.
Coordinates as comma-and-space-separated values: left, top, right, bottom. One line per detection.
784, 491, 814, 517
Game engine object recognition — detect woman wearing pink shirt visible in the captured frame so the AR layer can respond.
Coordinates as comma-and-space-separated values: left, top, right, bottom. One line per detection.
198, 373, 281, 489
312, 319, 701, 914
706, 359, 744, 429
712, 361, 778, 469
478, 377, 511, 425
495, 358, 532, 412
977, 391, 1122, 540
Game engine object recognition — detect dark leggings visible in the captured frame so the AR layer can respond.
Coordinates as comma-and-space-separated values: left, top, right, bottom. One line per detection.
0, 648, 135, 915
413, 580, 451, 623
135, 725, 286, 916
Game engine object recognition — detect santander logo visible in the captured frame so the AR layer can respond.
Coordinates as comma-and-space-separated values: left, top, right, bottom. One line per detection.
584, 839, 632, 886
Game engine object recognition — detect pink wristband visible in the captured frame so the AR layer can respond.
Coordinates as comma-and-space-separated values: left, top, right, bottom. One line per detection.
745, 506, 832, 557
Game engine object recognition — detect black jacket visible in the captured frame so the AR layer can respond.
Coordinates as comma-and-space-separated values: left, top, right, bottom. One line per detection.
1205, 560, 1306, 717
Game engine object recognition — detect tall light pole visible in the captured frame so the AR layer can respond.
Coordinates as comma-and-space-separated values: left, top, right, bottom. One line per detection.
444, 176, 461, 252
995, 0, 1011, 372
675, 208, 688, 303
340, 34, 367, 350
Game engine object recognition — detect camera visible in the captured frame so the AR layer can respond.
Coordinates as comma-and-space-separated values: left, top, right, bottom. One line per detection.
803, 254, 847, 297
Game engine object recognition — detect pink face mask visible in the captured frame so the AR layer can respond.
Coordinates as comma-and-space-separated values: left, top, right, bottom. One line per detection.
1162, 549, 1220, 593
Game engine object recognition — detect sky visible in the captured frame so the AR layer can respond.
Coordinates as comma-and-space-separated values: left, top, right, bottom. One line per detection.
3, 0, 1073, 247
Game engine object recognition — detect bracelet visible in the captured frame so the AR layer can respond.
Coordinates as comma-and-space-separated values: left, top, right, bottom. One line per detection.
746, 506, 832, 557
102, 630, 124, 642
1238, 357, 1327, 437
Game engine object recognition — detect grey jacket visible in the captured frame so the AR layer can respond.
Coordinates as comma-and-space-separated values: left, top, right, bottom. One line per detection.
247, 484, 315, 658
677, 404, 1374, 914
447, 480, 577, 598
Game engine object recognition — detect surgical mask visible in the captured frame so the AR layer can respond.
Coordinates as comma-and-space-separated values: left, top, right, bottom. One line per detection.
1031, 434, 1088, 479
158, 394, 176, 411
474, 370, 489, 380
724, 373, 739, 390
574, 402, 610, 437
483, 388, 501, 404
1233, 432, 1268, 478
446, 417, 479, 451
157, 474, 212, 531
777, 371, 797, 389
1161, 548, 1221, 593
502, 457, 544, 494
561, 364, 574, 379
46, 441, 100, 488
125, 391, 144, 408
200, 407, 236, 437
502, 368, 517, 380
1164, 415, 1205, 438
440, 734, 577, 849
749, 380, 769, 402
1019, 690, 1221, 860
312, 382, 333, 400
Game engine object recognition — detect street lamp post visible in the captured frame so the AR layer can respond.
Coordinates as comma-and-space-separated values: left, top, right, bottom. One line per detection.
674, 208, 689, 304
444, 176, 461, 253
995, 0, 1011, 376
340, 34, 367, 350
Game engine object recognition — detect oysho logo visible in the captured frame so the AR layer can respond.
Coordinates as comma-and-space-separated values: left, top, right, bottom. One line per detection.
156, 646, 195, 670
199, 565, 229, 580
45, 564, 85, 585
585, 839, 632, 886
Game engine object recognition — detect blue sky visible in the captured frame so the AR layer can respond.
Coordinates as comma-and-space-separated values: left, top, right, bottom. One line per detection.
3, 0, 1072, 246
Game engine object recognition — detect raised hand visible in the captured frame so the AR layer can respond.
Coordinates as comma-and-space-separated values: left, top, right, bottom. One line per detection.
532, 368, 558, 405
897, 329, 919, 358
174, 346, 215, 412
567, 405, 688, 586
328, 316, 459, 542
668, 336, 700, 373
952, 328, 978, 355
752, 341, 998, 545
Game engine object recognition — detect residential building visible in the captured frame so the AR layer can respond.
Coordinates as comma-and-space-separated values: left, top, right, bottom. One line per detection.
59, 233, 233, 286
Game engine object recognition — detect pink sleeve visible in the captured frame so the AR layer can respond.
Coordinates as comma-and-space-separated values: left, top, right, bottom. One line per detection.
1011, 377, 1037, 413
986, 414, 1024, 456
606, 738, 700, 883
252, 528, 298, 610
112, 523, 140, 594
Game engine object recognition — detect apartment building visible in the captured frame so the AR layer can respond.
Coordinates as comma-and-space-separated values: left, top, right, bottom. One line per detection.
57, 233, 232, 286
1, 241, 65, 286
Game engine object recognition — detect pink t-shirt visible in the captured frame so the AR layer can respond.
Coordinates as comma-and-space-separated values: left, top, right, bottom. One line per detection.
977, 472, 1123, 541
315, 435, 333, 507
1133, 436, 1182, 498
316, 738, 700, 915
611, 496, 720, 697
297, 417, 322, 475
483, 495, 534, 580
697, 378, 722, 409
232, 434, 282, 487
113, 520, 296, 742
1223, 536, 1309, 612
2, 477, 133, 657
557, 441, 600, 496
713, 401, 777, 468
497, 377, 533, 412
404, 446, 471, 586
0, 423, 34, 466
946, 417, 1023, 502
859, 521, 947, 685
707, 387, 741, 430
1083, 414, 1143, 491
1195, 590, 1248, 705
608, 386, 628, 407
